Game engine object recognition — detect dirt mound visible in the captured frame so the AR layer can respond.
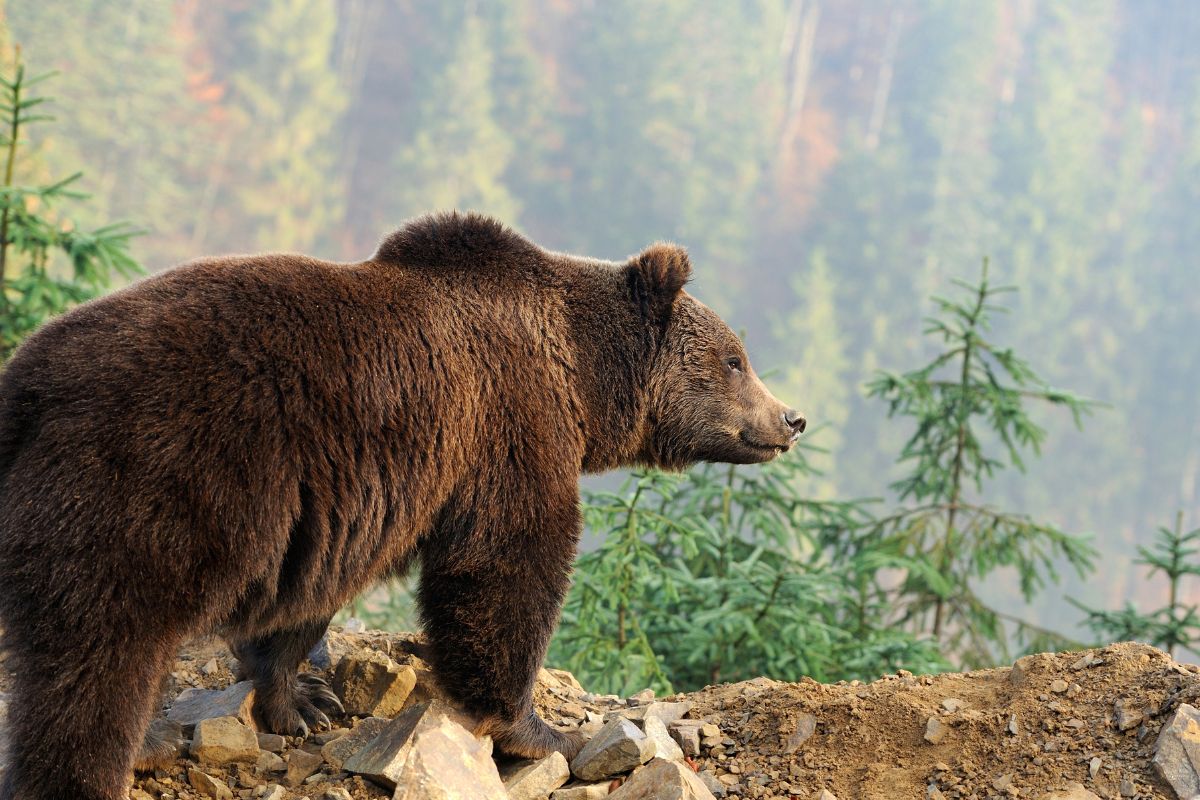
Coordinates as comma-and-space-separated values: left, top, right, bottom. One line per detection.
1, 633, 1195, 799
686, 642, 1194, 799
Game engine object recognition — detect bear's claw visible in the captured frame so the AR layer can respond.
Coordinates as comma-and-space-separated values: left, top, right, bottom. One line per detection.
255, 672, 343, 738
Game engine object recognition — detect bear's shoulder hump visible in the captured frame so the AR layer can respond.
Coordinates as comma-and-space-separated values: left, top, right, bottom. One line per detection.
372, 211, 539, 270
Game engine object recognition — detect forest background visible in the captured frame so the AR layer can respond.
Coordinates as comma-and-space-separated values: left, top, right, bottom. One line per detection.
1, 0, 1197, 662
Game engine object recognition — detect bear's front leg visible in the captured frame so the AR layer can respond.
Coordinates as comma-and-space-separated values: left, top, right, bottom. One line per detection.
230, 616, 344, 737
417, 488, 584, 760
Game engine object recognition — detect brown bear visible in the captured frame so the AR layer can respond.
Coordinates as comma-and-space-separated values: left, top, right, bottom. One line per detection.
0, 211, 804, 800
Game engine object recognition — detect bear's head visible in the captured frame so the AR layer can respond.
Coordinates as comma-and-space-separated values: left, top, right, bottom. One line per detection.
627, 244, 806, 470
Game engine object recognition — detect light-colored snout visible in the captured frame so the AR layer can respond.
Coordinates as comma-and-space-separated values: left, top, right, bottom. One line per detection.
748, 375, 805, 450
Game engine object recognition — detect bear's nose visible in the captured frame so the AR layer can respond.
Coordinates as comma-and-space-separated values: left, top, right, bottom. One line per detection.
783, 409, 807, 435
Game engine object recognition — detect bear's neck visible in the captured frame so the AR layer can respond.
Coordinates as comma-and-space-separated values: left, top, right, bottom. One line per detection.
562, 272, 656, 474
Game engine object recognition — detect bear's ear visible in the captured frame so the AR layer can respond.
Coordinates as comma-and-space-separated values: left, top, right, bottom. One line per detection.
626, 243, 691, 325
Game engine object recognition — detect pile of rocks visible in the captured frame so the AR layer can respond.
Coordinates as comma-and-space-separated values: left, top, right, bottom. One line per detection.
3, 631, 1200, 799
125, 631, 722, 800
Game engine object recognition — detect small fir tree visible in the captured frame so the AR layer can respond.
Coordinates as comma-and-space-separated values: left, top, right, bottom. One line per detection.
0, 51, 141, 360
860, 260, 1097, 666
1075, 512, 1200, 657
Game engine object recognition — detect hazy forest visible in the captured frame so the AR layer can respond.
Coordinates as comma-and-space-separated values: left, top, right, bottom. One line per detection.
0, 1, 1197, 689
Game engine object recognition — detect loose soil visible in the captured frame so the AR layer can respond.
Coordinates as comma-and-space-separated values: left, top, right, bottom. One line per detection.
0, 633, 1193, 799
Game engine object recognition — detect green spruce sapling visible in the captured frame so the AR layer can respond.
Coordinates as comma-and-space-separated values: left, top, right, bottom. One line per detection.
1075, 512, 1200, 657
0, 49, 141, 360
861, 259, 1097, 667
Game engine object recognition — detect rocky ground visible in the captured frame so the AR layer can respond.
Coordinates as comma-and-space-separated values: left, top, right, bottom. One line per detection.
2, 631, 1200, 799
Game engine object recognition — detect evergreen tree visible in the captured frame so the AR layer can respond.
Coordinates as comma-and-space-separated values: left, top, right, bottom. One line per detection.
861, 262, 1096, 666
0, 51, 142, 358
1076, 513, 1200, 657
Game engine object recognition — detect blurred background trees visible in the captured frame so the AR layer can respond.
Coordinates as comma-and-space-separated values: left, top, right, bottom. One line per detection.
0, 0, 1196, 666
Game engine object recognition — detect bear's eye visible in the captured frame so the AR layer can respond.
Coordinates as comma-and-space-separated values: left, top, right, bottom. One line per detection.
725, 357, 743, 373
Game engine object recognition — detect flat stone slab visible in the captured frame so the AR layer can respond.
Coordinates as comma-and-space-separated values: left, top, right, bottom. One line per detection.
188, 768, 233, 800
501, 751, 571, 800
641, 716, 684, 762
321, 716, 389, 770
168, 681, 257, 732
607, 757, 717, 799
570, 716, 656, 782
1153, 703, 1200, 798
389, 713, 506, 800
341, 700, 474, 789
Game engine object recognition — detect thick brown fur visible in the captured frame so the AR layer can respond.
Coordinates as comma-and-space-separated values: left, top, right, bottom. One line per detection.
0, 211, 803, 800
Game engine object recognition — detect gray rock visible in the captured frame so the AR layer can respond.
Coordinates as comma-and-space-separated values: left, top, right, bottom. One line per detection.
669, 721, 702, 757
545, 668, 585, 691
320, 789, 353, 800
551, 785, 612, 800
1114, 697, 1148, 732
640, 716, 684, 762
259, 786, 286, 800
643, 702, 692, 725
783, 713, 817, 754
311, 728, 348, 746
332, 653, 416, 717
256, 733, 287, 753
502, 752, 571, 800
255, 750, 285, 775
283, 749, 323, 787
306, 630, 350, 671
390, 716, 506, 800
923, 717, 947, 745
1153, 703, 1200, 798
190, 716, 260, 765
321, 716, 390, 770
1034, 784, 1102, 800
607, 758, 717, 799
342, 700, 474, 789
606, 701, 694, 726
188, 768, 233, 800
169, 682, 257, 733
696, 771, 726, 797
570, 717, 656, 782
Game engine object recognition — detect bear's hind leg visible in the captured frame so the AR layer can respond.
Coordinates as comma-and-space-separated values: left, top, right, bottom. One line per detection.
0, 631, 182, 800
417, 492, 584, 760
230, 617, 343, 738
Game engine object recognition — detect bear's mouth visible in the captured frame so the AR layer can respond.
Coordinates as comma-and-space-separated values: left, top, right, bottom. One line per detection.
738, 431, 791, 454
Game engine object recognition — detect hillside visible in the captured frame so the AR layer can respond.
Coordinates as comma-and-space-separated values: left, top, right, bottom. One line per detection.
2, 631, 1198, 799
